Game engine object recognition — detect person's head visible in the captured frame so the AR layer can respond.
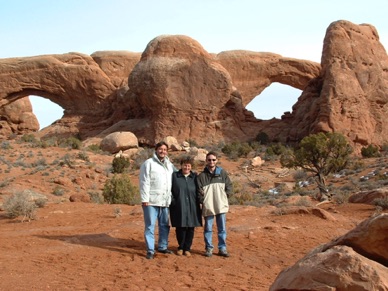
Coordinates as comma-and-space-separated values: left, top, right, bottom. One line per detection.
206, 151, 218, 171
155, 141, 168, 161
180, 156, 194, 175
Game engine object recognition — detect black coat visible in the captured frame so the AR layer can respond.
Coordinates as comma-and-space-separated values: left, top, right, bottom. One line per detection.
170, 170, 202, 228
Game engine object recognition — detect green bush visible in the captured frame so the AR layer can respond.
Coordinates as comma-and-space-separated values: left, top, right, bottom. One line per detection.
20, 134, 38, 143
59, 137, 82, 149
3, 191, 37, 221
112, 155, 130, 173
222, 142, 253, 159
87, 144, 102, 153
103, 174, 140, 205
361, 144, 380, 158
256, 132, 270, 145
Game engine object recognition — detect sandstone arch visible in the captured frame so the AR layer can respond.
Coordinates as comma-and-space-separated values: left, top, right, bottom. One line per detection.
246, 83, 302, 119
215, 50, 320, 106
0, 20, 387, 150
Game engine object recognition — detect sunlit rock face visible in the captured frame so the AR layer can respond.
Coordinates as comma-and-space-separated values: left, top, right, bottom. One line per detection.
0, 20, 387, 150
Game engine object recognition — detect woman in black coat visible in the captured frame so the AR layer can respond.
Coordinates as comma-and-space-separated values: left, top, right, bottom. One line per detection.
170, 156, 202, 256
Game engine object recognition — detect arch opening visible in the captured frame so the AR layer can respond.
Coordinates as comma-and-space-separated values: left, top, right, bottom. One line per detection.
29, 95, 64, 130
246, 83, 302, 119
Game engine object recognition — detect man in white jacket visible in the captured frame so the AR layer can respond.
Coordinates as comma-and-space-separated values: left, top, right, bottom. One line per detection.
139, 141, 177, 259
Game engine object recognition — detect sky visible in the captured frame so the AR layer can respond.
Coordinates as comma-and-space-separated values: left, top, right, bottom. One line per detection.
1, 0, 387, 129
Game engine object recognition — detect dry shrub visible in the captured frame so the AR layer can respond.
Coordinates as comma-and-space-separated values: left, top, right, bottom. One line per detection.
3, 191, 37, 222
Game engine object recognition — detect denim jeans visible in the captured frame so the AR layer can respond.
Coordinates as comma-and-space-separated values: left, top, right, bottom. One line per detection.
142, 205, 170, 253
204, 213, 227, 250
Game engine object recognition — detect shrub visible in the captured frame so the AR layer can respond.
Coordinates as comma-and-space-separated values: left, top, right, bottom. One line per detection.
112, 156, 130, 173
222, 142, 253, 159
293, 169, 308, 181
77, 151, 90, 162
52, 186, 65, 196
59, 137, 82, 149
255, 132, 270, 145
1, 141, 12, 150
103, 174, 140, 205
3, 191, 37, 221
293, 196, 312, 207
87, 144, 102, 153
20, 134, 38, 143
361, 144, 380, 158
88, 191, 104, 204
373, 196, 388, 210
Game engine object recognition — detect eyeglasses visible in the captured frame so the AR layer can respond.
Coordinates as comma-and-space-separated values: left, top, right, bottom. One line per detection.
207, 159, 216, 162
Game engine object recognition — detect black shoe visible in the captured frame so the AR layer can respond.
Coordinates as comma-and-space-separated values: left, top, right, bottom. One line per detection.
158, 249, 173, 254
146, 252, 154, 259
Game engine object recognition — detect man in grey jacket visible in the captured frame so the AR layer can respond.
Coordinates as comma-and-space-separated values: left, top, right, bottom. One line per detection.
197, 151, 233, 258
139, 141, 176, 259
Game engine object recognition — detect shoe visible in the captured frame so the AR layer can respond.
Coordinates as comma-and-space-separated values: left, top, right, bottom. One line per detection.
204, 248, 213, 257
146, 252, 154, 259
218, 249, 230, 257
158, 249, 173, 254
184, 251, 191, 257
176, 249, 183, 256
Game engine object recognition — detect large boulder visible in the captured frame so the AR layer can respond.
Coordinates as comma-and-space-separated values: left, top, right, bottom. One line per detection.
270, 214, 388, 290
100, 131, 138, 154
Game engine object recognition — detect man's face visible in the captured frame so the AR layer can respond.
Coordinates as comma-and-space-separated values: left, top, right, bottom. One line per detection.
206, 154, 217, 169
156, 145, 168, 160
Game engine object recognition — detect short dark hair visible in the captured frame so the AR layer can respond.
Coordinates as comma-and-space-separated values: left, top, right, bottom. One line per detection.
180, 156, 194, 166
206, 151, 218, 159
155, 141, 168, 150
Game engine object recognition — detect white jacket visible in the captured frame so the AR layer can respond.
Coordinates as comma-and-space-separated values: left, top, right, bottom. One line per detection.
139, 152, 176, 207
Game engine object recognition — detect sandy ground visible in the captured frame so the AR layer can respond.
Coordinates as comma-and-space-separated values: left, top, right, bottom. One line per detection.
0, 140, 385, 290
0, 201, 377, 291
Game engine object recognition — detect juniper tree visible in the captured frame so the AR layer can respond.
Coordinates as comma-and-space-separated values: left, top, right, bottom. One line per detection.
280, 132, 352, 201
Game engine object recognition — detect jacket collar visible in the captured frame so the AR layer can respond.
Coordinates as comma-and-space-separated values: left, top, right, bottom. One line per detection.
204, 165, 222, 176
177, 170, 195, 178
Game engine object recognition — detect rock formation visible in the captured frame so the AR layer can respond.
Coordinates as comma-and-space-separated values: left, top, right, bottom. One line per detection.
0, 20, 387, 150
0, 97, 39, 137
270, 213, 388, 290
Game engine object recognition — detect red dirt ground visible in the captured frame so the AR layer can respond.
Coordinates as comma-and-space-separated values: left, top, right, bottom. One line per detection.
0, 140, 385, 290
0, 201, 377, 290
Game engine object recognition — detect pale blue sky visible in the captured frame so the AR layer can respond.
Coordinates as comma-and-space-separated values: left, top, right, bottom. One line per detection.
1, 0, 387, 128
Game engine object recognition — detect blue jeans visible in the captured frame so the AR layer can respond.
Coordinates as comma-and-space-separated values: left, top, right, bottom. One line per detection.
142, 205, 170, 253
204, 213, 227, 251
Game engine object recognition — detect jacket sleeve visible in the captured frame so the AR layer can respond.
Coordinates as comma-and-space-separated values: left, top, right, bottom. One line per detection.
223, 170, 233, 197
139, 161, 150, 203
170, 172, 176, 206
196, 174, 205, 203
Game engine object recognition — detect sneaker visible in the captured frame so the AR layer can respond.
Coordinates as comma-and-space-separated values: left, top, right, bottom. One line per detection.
204, 248, 213, 257
176, 249, 183, 256
146, 252, 154, 260
184, 251, 191, 257
218, 249, 230, 257
158, 249, 173, 254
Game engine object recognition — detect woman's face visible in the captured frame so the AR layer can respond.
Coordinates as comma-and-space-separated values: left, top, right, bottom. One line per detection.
181, 163, 192, 175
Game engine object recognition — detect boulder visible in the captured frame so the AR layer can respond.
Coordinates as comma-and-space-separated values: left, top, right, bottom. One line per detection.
100, 131, 138, 154
270, 214, 388, 290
